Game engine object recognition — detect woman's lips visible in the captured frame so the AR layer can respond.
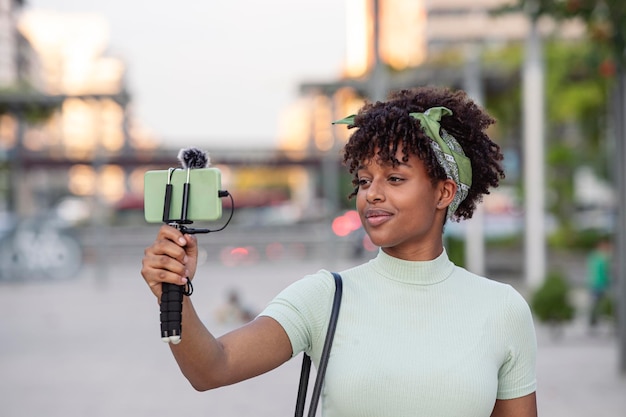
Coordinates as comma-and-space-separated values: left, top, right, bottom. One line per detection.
364, 209, 393, 227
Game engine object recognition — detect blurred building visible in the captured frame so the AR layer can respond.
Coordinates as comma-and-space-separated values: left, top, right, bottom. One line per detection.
0, 5, 164, 221
0, 0, 38, 89
280, 0, 584, 157
272, 0, 588, 231
0, 1, 589, 229
425, 0, 582, 46
0, 5, 329, 226
0, 0, 38, 214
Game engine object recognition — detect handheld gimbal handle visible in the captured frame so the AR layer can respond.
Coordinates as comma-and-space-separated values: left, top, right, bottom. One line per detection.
160, 283, 184, 343
160, 224, 205, 344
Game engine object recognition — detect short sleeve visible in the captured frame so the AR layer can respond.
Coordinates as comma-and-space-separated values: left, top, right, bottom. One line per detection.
496, 287, 537, 400
259, 270, 335, 358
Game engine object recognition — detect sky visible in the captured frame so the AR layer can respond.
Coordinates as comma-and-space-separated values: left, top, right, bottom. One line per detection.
25, 0, 348, 149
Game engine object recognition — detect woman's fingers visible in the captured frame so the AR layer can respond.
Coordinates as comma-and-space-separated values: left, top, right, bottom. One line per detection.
141, 225, 191, 299
181, 233, 198, 280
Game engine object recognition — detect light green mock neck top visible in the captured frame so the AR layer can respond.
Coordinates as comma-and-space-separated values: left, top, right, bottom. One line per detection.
262, 249, 536, 417
368, 248, 454, 285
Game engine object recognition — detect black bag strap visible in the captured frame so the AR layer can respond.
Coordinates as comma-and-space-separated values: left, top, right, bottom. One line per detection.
294, 272, 343, 417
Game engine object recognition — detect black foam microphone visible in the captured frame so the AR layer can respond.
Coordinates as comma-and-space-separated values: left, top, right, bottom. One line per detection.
178, 147, 210, 170
160, 147, 209, 344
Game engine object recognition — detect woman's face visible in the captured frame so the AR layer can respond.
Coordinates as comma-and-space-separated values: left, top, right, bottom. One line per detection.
355, 149, 450, 260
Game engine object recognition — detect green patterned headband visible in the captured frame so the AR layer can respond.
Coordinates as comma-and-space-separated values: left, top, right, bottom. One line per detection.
333, 106, 472, 218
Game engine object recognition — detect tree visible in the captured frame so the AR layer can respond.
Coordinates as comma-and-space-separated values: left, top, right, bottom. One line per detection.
531, 269, 576, 338
484, 40, 611, 239
501, 0, 626, 374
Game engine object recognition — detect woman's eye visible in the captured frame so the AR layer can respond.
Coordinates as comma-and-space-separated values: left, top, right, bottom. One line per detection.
389, 176, 404, 183
357, 178, 371, 186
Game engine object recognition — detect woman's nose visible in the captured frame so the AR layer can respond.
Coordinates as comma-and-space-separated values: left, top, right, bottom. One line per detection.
366, 180, 385, 203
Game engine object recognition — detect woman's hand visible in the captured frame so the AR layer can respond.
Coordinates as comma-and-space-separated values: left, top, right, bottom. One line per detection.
140, 225, 292, 391
141, 224, 199, 300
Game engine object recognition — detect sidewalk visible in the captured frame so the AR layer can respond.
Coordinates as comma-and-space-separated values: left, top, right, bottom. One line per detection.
0, 257, 624, 416
534, 317, 625, 416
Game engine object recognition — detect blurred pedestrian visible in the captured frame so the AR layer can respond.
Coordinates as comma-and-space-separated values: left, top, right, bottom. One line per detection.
214, 288, 255, 324
141, 86, 537, 416
587, 235, 613, 329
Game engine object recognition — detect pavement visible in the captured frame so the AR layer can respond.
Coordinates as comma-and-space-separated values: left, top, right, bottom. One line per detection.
0, 240, 624, 417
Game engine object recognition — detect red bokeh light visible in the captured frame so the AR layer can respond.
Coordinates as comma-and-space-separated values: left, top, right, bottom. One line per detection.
331, 210, 362, 237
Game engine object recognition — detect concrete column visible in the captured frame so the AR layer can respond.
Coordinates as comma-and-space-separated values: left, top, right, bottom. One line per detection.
463, 43, 485, 276
370, 0, 388, 102
523, 15, 546, 289
615, 71, 626, 374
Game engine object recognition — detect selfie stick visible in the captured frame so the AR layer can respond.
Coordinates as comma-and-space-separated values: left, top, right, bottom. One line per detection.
160, 147, 212, 344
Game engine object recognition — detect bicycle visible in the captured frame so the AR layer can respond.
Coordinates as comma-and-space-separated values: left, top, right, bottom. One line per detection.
0, 214, 83, 281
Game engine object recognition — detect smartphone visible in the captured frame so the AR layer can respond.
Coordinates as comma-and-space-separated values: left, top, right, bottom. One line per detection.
144, 167, 223, 223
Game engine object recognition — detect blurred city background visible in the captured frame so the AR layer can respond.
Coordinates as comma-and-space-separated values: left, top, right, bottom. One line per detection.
0, 0, 625, 416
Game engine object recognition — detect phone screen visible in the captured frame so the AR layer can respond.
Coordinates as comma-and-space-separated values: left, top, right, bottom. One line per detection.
143, 168, 223, 223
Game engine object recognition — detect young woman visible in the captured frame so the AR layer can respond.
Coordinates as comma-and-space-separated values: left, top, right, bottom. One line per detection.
141, 86, 537, 416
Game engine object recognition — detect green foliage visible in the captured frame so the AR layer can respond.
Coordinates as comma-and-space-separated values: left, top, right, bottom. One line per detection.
548, 228, 610, 250
545, 43, 609, 118
544, 42, 611, 157
483, 39, 612, 236
0, 86, 58, 125
542, 41, 612, 234
483, 45, 523, 144
338, 171, 357, 210
597, 294, 615, 319
531, 270, 576, 324
444, 236, 465, 268
499, 0, 626, 66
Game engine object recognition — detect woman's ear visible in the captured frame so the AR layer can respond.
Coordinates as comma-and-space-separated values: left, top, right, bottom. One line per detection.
436, 179, 457, 209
